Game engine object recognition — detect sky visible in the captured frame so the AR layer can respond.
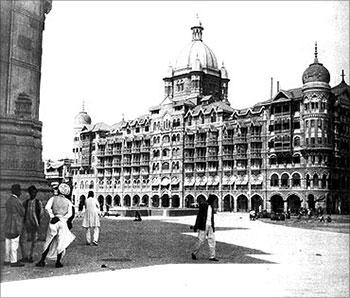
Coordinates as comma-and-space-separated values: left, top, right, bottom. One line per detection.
40, 1, 349, 160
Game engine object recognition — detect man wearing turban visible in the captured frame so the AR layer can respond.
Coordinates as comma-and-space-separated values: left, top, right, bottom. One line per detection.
36, 183, 75, 268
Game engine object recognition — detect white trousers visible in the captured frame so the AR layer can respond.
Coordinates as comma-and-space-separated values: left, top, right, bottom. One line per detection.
5, 236, 20, 263
86, 227, 99, 243
193, 225, 216, 258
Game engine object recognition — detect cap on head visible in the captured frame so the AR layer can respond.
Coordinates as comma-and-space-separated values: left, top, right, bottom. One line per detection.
58, 183, 70, 196
51, 182, 59, 189
11, 184, 21, 194
28, 185, 37, 193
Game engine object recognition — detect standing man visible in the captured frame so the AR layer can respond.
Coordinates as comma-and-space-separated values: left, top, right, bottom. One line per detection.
4, 184, 25, 267
82, 191, 100, 246
36, 183, 75, 268
20, 185, 43, 263
191, 196, 218, 261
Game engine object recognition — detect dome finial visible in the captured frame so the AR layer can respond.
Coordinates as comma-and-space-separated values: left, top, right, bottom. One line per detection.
191, 14, 203, 41
82, 100, 85, 112
341, 69, 346, 82
314, 41, 318, 63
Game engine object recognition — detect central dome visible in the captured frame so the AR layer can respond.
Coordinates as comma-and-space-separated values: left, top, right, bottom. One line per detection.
174, 41, 218, 71
174, 19, 218, 72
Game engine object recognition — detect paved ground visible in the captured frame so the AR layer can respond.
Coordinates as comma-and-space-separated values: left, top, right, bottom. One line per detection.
1, 213, 349, 297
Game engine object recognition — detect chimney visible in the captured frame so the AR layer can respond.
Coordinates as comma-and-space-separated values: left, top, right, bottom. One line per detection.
270, 77, 273, 99
277, 81, 280, 92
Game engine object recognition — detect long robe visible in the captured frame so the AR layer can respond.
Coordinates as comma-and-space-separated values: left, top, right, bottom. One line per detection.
43, 195, 75, 259
82, 197, 100, 228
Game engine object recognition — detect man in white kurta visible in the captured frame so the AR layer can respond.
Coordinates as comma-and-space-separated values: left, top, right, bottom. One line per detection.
82, 191, 100, 246
36, 183, 75, 268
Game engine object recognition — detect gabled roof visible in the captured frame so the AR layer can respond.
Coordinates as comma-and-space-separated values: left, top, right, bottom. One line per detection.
92, 122, 111, 132
189, 100, 234, 117
332, 80, 350, 97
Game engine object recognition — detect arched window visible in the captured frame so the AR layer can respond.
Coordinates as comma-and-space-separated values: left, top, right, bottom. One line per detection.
171, 134, 176, 142
270, 174, 279, 187
292, 173, 301, 187
269, 155, 277, 165
188, 115, 192, 126
211, 112, 217, 123
293, 154, 300, 164
321, 174, 327, 188
162, 135, 170, 143
306, 174, 310, 187
162, 162, 169, 170
281, 173, 289, 187
80, 181, 84, 189
294, 136, 300, 147
313, 174, 319, 188
200, 114, 205, 124
162, 148, 169, 157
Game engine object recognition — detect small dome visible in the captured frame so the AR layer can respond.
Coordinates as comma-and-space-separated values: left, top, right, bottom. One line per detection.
165, 65, 173, 78
302, 62, 330, 84
221, 62, 229, 79
302, 43, 330, 84
74, 111, 91, 126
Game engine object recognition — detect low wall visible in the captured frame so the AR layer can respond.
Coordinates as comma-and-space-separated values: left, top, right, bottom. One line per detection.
108, 208, 198, 217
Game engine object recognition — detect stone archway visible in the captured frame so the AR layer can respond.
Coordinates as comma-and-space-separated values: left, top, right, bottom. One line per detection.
97, 195, 104, 211
307, 194, 315, 211
133, 195, 140, 207
251, 194, 263, 212
123, 195, 131, 207
185, 195, 194, 208
270, 194, 284, 213
208, 194, 219, 209
237, 194, 248, 212
113, 195, 120, 206
151, 195, 159, 207
106, 195, 112, 206
223, 194, 233, 211
142, 195, 149, 206
196, 194, 206, 205
161, 194, 170, 207
287, 194, 301, 214
171, 195, 180, 208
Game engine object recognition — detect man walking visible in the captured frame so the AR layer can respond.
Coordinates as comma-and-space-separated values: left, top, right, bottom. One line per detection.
36, 183, 75, 268
191, 196, 218, 261
20, 185, 43, 263
82, 191, 100, 246
4, 184, 25, 267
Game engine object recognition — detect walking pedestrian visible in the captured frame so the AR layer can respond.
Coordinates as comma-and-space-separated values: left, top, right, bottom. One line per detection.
4, 184, 25, 267
191, 196, 218, 261
82, 191, 100, 246
35, 183, 75, 268
19, 185, 43, 263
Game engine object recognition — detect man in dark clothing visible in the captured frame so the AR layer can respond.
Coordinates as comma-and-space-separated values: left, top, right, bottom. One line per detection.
4, 184, 25, 267
20, 185, 43, 263
191, 196, 218, 261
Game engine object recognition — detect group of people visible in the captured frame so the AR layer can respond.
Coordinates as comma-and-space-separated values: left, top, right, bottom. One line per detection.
4, 182, 218, 268
4, 183, 101, 268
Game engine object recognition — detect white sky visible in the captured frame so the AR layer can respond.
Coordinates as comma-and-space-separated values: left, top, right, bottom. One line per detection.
40, 1, 349, 160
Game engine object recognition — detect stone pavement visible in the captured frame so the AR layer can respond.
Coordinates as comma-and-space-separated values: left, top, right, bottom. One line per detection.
1, 213, 349, 297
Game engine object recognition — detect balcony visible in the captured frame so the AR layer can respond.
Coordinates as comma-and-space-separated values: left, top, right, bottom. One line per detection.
234, 137, 247, 144
235, 153, 247, 159
141, 146, 150, 152
113, 171, 121, 177
250, 135, 262, 142
113, 148, 122, 155
207, 139, 218, 146
105, 149, 113, 156
195, 156, 206, 162
185, 142, 194, 148
132, 160, 140, 166
97, 150, 105, 156
222, 138, 233, 145
207, 155, 218, 161
196, 168, 206, 173
97, 172, 104, 177
222, 154, 233, 161
105, 171, 112, 177
112, 161, 121, 167
96, 162, 104, 168
208, 168, 218, 173
132, 147, 141, 153
104, 162, 113, 168
185, 168, 194, 173
140, 160, 150, 166
123, 148, 131, 154
122, 161, 131, 167
184, 157, 194, 163
195, 141, 206, 147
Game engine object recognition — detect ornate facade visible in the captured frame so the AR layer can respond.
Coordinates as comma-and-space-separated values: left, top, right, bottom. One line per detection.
71, 20, 350, 214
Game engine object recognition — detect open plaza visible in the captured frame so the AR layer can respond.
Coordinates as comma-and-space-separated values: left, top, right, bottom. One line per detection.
1, 212, 349, 297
